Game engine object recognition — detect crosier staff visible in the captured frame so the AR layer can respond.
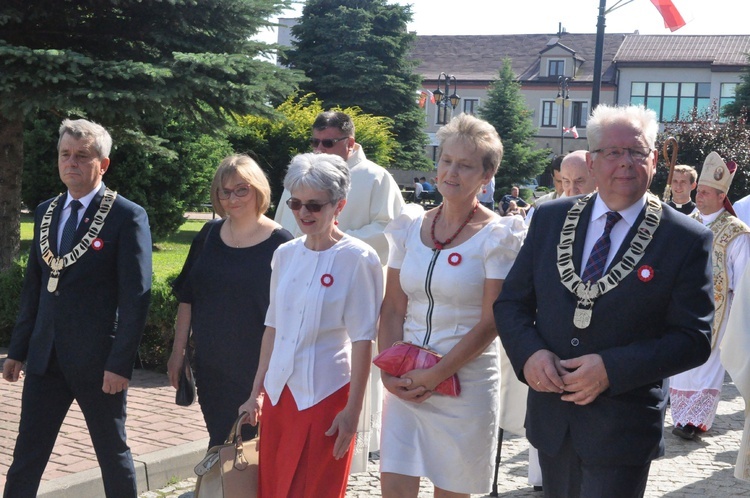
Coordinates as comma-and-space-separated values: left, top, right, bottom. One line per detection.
662, 136, 679, 203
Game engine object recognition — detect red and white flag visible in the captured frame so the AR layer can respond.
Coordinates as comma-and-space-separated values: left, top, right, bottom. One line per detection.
650, 0, 686, 32
563, 126, 579, 139
416, 89, 435, 108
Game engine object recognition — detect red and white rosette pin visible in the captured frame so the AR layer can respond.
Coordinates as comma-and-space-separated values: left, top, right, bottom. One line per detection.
447, 252, 462, 266
321, 274, 334, 287
92, 238, 104, 251
637, 265, 654, 282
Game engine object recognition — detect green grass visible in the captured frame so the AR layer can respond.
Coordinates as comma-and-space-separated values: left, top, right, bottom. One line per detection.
152, 220, 206, 279
19, 215, 206, 281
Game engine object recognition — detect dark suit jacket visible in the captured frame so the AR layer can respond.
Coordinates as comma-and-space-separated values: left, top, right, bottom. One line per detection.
9, 184, 152, 385
494, 194, 713, 466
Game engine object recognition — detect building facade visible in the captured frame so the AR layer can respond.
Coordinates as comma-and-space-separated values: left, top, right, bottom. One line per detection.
412, 31, 750, 159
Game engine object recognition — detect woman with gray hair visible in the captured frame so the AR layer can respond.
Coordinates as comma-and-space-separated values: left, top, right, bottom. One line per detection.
240, 153, 383, 497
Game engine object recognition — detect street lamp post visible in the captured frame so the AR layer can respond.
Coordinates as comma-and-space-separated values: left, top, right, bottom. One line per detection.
556, 76, 571, 155
434, 72, 460, 125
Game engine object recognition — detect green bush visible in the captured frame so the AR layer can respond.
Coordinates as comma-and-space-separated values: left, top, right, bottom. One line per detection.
0, 257, 26, 346
138, 272, 180, 371
0, 260, 180, 372
518, 188, 535, 202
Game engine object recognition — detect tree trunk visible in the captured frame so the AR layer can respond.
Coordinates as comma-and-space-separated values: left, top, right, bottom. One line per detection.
0, 114, 23, 272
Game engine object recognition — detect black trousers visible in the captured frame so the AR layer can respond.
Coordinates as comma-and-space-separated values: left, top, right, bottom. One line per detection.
3, 354, 136, 498
538, 432, 651, 498
196, 368, 258, 449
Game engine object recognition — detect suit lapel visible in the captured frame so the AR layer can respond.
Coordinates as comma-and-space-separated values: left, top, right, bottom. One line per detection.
73, 185, 105, 243
572, 195, 595, 275
51, 198, 65, 256
605, 202, 647, 274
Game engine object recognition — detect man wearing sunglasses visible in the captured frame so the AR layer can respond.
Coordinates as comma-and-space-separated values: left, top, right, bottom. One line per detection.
275, 111, 404, 266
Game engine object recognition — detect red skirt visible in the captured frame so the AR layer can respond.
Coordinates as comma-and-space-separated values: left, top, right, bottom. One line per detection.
259, 384, 354, 498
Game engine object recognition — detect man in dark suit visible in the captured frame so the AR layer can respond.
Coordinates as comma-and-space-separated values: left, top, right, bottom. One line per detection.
494, 105, 713, 498
2, 119, 152, 498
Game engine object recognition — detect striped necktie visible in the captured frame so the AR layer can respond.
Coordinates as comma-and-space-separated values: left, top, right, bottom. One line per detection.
59, 200, 82, 255
581, 211, 622, 284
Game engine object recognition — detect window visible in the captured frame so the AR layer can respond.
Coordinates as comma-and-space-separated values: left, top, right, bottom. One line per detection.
463, 99, 479, 115
541, 101, 557, 127
571, 101, 589, 128
548, 60, 564, 78
720, 83, 737, 115
630, 82, 711, 121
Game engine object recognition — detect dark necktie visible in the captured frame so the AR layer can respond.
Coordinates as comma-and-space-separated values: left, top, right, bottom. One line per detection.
581, 211, 622, 284
59, 200, 82, 255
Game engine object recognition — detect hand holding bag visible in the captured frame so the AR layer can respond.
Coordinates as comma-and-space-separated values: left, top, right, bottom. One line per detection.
373, 341, 461, 396
175, 353, 196, 407
194, 412, 259, 498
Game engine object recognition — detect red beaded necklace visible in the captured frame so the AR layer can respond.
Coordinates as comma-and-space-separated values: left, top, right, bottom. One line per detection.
430, 202, 478, 250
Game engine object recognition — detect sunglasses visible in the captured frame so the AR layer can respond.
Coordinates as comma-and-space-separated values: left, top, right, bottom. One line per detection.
286, 198, 333, 213
310, 137, 349, 148
217, 184, 252, 200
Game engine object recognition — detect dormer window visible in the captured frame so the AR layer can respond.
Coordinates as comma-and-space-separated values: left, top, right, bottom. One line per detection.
548, 60, 564, 77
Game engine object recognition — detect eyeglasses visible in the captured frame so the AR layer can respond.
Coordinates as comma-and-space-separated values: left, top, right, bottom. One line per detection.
310, 137, 349, 148
217, 184, 252, 200
591, 147, 653, 162
286, 198, 332, 213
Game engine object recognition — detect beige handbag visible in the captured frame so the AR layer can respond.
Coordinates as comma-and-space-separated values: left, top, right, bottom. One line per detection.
194, 412, 259, 498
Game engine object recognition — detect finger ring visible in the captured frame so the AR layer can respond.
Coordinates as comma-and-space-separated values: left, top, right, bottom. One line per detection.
536, 381, 541, 386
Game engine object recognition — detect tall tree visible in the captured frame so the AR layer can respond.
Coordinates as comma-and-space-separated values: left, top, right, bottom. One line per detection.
722, 54, 750, 121
0, 0, 303, 269
480, 59, 551, 191
284, 0, 431, 170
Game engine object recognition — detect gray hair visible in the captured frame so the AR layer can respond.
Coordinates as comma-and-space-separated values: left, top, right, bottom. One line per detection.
436, 113, 504, 175
283, 153, 350, 203
58, 119, 113, 158
586, 105, 659, 151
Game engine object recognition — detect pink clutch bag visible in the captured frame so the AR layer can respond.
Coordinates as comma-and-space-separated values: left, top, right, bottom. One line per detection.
373, 341, 461, 396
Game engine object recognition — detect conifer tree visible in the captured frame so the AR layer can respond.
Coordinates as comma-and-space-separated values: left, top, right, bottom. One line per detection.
285, 0, 431, 170
480, 59, 551, 191
0, 0, 302, 268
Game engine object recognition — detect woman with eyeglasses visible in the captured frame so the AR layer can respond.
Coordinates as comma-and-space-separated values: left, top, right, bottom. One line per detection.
168, 154, 292, 448
378, 114, 525, 498
239, 152, 383, 497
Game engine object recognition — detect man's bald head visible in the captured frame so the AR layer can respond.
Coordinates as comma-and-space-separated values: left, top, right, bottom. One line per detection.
561, 150, 597, 196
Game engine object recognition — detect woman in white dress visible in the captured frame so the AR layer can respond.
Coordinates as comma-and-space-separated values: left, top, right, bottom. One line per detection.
378, 114, 525, 497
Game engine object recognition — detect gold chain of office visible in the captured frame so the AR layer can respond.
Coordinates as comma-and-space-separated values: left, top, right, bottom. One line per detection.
38, 189, 117, 293
556, 192, 662, 329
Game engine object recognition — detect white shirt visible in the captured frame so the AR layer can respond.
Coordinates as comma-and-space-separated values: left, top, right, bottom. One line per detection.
56, 184, 101, 250
733, 194, 750, 226
580, 194, 647, 272
263, 235, 383, 409
274, 145, 405, 265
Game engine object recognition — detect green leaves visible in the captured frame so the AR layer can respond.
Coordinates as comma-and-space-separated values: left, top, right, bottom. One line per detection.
480, 59, 551, 191
285, 0, 429, 170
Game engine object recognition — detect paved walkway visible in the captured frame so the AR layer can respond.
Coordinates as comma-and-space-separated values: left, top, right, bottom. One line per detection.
0, 349, 209, 497
141, 373, 750, 498
3, 342, 750, 496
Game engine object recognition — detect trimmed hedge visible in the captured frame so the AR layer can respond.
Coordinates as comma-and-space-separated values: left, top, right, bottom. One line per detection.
0, 261, 179, 371
0, 257, 26, 346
